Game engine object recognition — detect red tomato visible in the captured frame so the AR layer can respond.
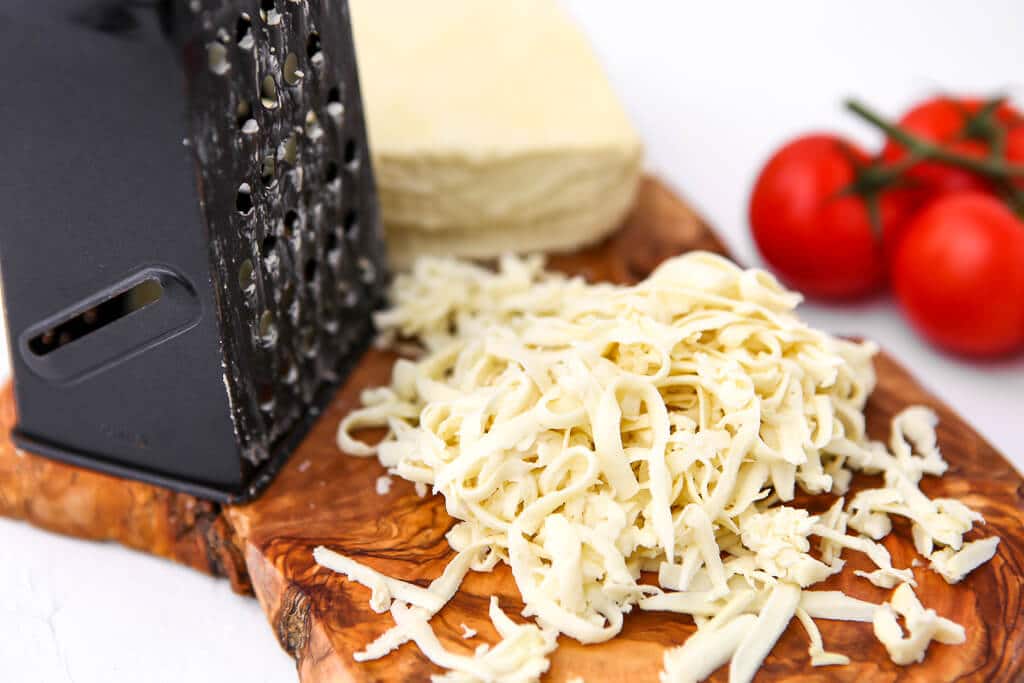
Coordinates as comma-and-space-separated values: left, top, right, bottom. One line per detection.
882, 97, 1024, 196
893, 192, 1024, 357
750, 134, 915, 299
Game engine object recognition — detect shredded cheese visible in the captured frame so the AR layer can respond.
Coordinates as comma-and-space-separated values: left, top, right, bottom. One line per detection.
317, 252, 998, 682
930, 537, 1000, 584
873, 583, 965, 665
313, 546, 446, 614
661, 613, 756, 683
795, 607, 849, 667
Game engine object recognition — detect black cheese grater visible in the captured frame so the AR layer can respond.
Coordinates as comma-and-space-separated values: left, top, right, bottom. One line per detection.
0, 0, 387, 502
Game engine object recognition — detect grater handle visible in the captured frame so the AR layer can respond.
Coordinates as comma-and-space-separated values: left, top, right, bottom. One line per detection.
18, 268, 202, 385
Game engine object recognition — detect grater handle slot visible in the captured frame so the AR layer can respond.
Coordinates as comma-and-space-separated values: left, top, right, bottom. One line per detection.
19, 268, 202, 385
28, 278, 163, 357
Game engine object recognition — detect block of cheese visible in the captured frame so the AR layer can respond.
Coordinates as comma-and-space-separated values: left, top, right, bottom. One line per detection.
349, 0, 643, 267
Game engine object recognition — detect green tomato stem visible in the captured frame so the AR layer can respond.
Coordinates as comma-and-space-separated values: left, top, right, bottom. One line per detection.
964, 96, 1007, 144
846, 99, 1024, 178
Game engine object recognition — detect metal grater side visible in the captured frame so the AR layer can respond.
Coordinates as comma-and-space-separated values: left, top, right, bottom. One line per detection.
0, 0, 386, 502
189, 0, 387, 470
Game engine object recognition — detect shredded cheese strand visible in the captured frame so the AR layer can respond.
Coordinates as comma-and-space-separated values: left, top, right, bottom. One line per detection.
317, 252, 999, 682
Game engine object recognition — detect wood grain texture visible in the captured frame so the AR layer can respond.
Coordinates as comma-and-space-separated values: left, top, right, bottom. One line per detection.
226, 181, 1024, 681
0, 383, 251, 594
3, 175, 1022, 681
227, 347, 1024, 683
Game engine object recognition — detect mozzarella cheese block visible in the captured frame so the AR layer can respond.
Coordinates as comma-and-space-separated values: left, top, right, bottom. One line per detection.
349, 0, 643, 267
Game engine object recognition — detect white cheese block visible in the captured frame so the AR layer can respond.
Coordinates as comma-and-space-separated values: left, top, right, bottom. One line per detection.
349, 0, 643, 267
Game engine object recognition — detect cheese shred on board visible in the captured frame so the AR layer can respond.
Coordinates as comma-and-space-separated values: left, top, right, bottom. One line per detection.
319, 251, 999, 682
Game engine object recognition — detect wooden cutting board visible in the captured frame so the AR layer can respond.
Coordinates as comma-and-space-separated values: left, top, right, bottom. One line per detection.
234, 347, 1024, 683
2, 176, 1023, 681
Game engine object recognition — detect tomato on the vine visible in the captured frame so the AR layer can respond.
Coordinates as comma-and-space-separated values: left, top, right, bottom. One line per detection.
892, 192, 1024, 357
882, 96, 1024, 197
750, 134, 916, 299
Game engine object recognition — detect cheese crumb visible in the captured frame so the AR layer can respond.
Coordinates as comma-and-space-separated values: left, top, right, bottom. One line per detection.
873, 584, 965, 665
376, 475, 393, 496
459, 624, 477, 639
930, 537, 1000, 584
395, 598, 557, 682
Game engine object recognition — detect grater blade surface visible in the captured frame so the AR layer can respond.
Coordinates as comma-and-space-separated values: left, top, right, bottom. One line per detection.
190, 0, 387, 469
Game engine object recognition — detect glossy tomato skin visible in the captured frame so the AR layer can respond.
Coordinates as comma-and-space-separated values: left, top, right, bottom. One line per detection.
878, 185, 930, 265
893, 192, 1024, 357
750, 134, 908, 299
882, 97, 1024, 197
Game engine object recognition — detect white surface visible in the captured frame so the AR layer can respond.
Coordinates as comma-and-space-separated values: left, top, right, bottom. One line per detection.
2, 2, 1022, 681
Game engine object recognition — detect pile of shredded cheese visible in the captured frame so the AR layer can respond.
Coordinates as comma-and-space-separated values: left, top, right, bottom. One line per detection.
318, 251, 999, 682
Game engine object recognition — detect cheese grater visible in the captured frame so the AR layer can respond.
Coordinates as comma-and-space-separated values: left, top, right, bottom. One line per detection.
0, 0, 386, 502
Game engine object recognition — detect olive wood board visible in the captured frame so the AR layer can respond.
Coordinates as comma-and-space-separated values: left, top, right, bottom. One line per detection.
2, 175, 1022, 682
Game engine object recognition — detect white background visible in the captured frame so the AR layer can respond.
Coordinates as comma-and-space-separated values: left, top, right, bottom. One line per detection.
2, 1, 1022, 681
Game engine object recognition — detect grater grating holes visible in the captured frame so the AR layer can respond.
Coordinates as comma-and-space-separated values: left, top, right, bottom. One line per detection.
238, 259, 256, 294
235, 14, 253, 46
208, 43, 230, 75
281, 355, 298, 384
260, 233, 277, 258
260, 75, 279, 109
278, 132, 298, 165
324, 230, 338, 253
283, 52, 302, 85
257, 382, 274, 411
343, 138, 358, 167
236, 99, 255, 130
304, 110, 323, 140
324, 160, 338, 184
325, 85, 344, 121
306, 31, 322, 63
191, 0, 386, 463
263, 237, 281, 277
236, 183, 254, 214
257, 310, 277, 346
343, 208, 357, 236
283, 209, 300, 236
261, 154, 276, 187
259, 0, 283, 26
